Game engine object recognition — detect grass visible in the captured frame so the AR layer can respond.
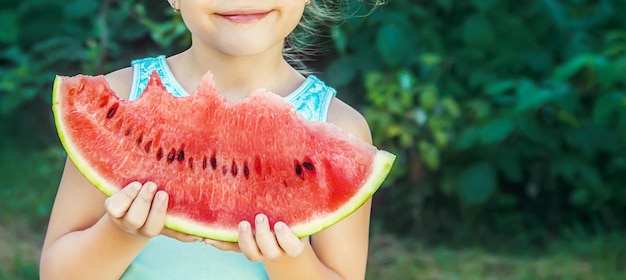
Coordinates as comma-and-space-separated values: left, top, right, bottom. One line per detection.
1, 223, 623, 280
0, 221, 41, 280
0, 143, 624, 279
366, 233, 625, 279
0, 138, 64, 280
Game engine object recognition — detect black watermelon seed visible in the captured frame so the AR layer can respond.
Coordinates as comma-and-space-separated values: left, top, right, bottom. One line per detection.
295, 164, 303, 175
210, 155, 217, 170
295, 162, 304, 179
106, 103, 119, 119
144, 140, 152, 153
136, 133, 143, 145
243, 161, 250, 179
231, 161, 238, 177
156, 147, 164, 161
303, 161, 314, 171
167, 148, 176, 163
202, 156, 208, 170
177, 150, 185, 162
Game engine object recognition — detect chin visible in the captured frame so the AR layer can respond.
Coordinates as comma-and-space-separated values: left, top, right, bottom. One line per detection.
214, 41, 284, 57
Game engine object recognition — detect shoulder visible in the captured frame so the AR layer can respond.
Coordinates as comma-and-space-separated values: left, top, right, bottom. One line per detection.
104, 66, 134, 101
326, 97, 372, 145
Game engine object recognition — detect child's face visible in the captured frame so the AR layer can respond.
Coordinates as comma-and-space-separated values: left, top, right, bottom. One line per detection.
178, 0, 306, 56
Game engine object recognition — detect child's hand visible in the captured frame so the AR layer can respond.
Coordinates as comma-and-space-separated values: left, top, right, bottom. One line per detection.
104, 181, 168, 239
204, 214, 306, 262
161, 228, 204, 243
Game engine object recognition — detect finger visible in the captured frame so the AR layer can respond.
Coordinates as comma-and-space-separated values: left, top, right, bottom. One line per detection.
206, 240, 241, 252
274, 222, 305, 257
139, 190, 168, 237
253, 214, 283, 260
123, 182, 158, 230
236, 221, 263, 261
105, 182, 142, 218
161, 228, 202, 243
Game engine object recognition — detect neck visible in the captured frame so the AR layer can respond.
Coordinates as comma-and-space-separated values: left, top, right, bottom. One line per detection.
170, 43, 304, 101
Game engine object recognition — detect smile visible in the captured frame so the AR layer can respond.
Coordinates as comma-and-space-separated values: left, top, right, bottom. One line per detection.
217, 11, 270, 23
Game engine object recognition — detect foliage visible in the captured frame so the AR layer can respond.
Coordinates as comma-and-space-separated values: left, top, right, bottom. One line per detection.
327, 0, 626, 242
2, 0, 625, 252
366, 233, 626, 280
0, 0, 186, 118
1, 0, 625, 278
0, 0, 189, 225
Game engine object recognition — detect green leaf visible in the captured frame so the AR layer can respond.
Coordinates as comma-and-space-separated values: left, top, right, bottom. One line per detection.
466, 99, 491, 120
65, 0, 99, 19
376, 23, 410, 66
457, 162, 497, 204
0, 10, 18, 43
420, 86, 438, 110
485, 80, 517, 96
515, 80, 556, 112
419, 141, 440, 170
593, 56, 615, 87
433, 129, 450, 148
480, 118, 514, 144
441, 97, 461, 118
553, 55, 591, 81
456, 127, 482, 150
593, 92, 624, 123
462, 15, 495, 48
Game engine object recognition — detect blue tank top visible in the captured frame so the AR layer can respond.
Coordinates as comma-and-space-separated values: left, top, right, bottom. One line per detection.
121, 56, 336, 279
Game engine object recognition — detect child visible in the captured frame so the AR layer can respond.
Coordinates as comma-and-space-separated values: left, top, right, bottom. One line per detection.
40, 0, 379, 279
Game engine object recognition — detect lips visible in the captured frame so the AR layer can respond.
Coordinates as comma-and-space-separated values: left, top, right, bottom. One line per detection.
218, 11, 270, 23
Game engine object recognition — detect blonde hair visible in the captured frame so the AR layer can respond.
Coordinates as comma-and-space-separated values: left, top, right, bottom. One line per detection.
285, 0, 383, 71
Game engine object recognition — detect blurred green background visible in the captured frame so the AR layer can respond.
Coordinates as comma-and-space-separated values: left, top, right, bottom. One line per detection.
1, 0, 625, 279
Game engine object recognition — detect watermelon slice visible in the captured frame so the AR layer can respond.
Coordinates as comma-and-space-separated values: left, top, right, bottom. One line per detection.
52, 71, 395, 242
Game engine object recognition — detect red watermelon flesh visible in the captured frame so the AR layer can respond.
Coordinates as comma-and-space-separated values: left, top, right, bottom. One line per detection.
52, 71, 395, 241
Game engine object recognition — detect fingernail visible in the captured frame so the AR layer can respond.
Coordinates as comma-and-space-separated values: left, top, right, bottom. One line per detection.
239, 222, 249, 232
147, 183, 157, 193
255, 214, 265, 224
156, 191, 167, 202
274, 222, 284, 231
131, 182, 141, 191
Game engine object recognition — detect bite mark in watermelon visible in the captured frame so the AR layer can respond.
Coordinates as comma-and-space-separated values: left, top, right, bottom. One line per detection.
52, 71, 395, 242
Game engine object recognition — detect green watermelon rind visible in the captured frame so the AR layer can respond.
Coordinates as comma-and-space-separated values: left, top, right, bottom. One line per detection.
53, 75, 396, 242
164, 150, 395, 242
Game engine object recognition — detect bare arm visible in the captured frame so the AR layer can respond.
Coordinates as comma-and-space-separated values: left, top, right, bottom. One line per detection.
40, 159, 167, 280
